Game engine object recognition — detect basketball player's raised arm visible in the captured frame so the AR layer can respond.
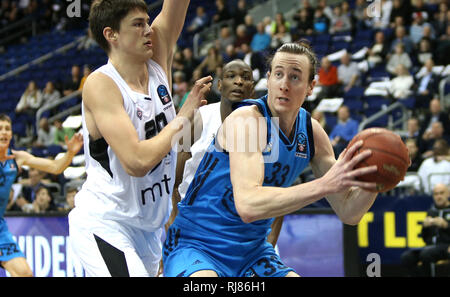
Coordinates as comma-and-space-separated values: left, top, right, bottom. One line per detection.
226, 108, 377, 225
11, 133, 83, 175
309, 119, 378, 225
83, 72, 210, 177
151, 0, 190, 81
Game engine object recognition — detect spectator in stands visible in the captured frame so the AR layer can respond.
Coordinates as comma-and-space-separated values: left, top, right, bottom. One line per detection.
57, 185, 77, 213
53, 118, 75, 148
435, 24, 450, 65
313, 7, 330, 34
329, 5, 352, 34
294, 0, 315, 24
410, 12, 435, 45
21, 186, 57, 214
417, 38, 434, 67
386, 42, 412, 76
401, 117, 421, 141
365, 31, 389, 69
243, 14, 257, 40
405, 138, 423, 172
216, 26, 235, 54
432, 2, 448, 37
400, 183, 450, 276
195, 46, 224, 77
292, 7, 314, 38
240, 43, 264, 83
186, 5, 208, 35
212, 0, 231, 24
329, 105, 359, 157
390, 0, 413, 28
172, 50, 185, 74
317, 0, 334, 20
389, 64, 414, 100
42, 81, 61, 107
414, 59, 440, 109
317, 56, 340, 99
234, 24, 252, 51
338, 52, 361, 93
420, 121, 450, 159
311, 108, 330, 134
33, 117, 56, 148
181, 47, 199, 83
390, 26, 415, 54
223, 44, 240, 64
250, 22, 271, 53
260, 16, 271, 35
417, 139, 450, 195
353, 0, 368, 30
15, 80, 43, 115
172, 71, 188, 110
270, 12, 291, 36
62, 64, 81, 96
78, 64, 92, 91
270, 23, 292, 50
15, 168, 48, 210
411, 0, 431, 23
420, 98, 450, 138
233, 0, 248, 30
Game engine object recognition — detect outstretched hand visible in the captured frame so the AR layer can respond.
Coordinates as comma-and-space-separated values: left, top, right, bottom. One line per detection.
177, 76, 212, 121
65, 133, 84, 155
322, 140, 378, 193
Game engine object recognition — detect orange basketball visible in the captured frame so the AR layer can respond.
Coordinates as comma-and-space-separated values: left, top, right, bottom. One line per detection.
347, 128, 410, 193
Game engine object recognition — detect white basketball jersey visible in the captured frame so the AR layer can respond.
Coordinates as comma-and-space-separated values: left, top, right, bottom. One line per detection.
178, 102, 221, 199
75, 59, 177, 231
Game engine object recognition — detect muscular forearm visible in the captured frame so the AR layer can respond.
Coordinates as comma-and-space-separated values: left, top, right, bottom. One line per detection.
131, 116, 187, 177
326, 187, 378, 225
235, 178, 328, 223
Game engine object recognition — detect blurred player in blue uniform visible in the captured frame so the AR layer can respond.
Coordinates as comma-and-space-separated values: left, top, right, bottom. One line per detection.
0, 114, 82, 276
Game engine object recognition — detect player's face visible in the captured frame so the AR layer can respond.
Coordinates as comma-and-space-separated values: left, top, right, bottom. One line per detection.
0, 120, 12, 150
115, 9, 153, 60
219, 62, 254, 102
267, 52, 315, 118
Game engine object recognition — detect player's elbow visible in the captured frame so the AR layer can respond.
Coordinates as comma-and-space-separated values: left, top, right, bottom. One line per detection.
122, 159, 149, 177
235, 196, 258, 224
340, 214, 363, 226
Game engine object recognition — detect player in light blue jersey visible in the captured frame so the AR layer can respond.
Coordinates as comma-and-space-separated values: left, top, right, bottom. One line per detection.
163, 42, 380, 277
0, 114, 83, 276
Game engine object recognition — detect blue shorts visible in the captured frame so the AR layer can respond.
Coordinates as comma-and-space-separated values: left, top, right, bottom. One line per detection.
0, 219, 25, 265
162, 225, 294, 277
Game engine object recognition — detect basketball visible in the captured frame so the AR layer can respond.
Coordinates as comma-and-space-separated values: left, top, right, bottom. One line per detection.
347, 128, 410, 193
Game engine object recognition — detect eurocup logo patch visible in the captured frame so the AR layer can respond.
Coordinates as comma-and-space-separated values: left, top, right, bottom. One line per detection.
137, 107, 143, 120
157, 85, 171, 105
295, 132, 308, 158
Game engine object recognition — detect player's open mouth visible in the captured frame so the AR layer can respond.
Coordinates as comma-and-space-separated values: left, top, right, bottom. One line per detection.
231, 89, 243, 96
277, 97, 289, 102
144, 40, 152, 48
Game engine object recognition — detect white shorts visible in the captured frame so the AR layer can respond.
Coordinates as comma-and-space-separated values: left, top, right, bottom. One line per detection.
68, 207, 162, 277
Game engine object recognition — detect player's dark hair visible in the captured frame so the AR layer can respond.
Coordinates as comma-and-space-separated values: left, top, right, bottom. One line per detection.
0, 114, 12, 124
267, 40, 318, 83
89, 0, 149, 54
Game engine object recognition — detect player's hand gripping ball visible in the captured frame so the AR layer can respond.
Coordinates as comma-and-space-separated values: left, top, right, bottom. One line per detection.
347, 128, 410, 192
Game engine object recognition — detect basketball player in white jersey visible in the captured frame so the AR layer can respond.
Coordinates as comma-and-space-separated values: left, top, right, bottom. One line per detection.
168, 59, 283, 247
68, 0, 211, 276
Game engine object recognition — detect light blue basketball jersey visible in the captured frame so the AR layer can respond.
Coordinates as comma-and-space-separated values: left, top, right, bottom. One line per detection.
0, 149, 25, 265
0, 150, 18, 218
170, 96, 315, 254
